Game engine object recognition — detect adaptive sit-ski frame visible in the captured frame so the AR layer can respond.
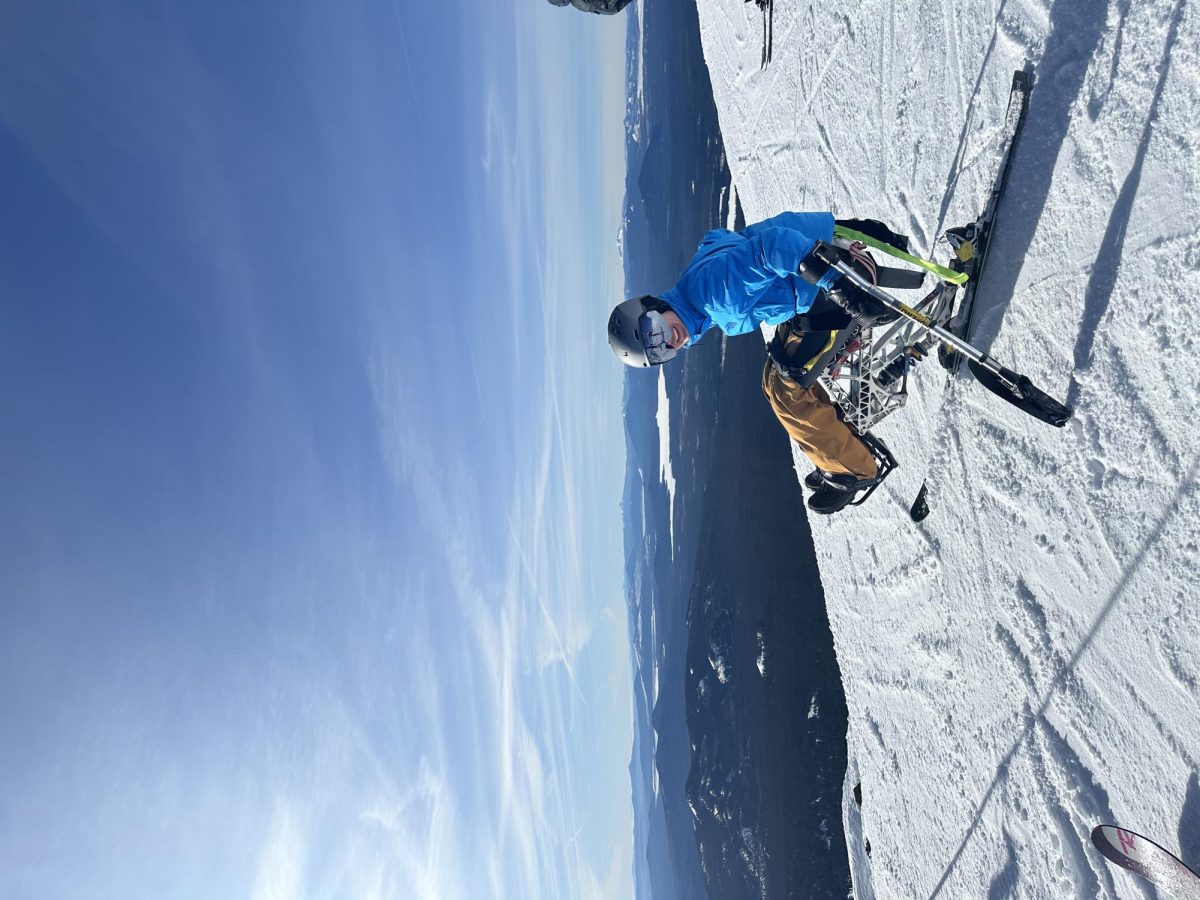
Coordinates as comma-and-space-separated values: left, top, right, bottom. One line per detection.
816, 239, 960, 435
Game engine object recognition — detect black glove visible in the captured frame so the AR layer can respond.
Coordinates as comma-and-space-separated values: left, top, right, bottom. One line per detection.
798, 241, 898, 328
796, 241, 842, 288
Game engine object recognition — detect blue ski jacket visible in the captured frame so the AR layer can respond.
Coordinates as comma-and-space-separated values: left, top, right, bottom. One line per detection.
660, 211, 835, 344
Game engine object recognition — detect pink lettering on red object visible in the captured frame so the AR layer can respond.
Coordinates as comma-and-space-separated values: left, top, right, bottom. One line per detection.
1117, 830, 1137, 854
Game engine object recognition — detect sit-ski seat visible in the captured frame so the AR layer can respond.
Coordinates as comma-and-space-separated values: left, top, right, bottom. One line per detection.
767, 223, 926, 389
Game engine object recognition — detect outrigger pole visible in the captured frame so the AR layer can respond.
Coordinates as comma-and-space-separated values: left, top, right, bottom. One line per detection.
813, 243, 1073, 428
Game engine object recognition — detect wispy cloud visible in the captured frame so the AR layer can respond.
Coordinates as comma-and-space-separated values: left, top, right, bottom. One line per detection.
358, 7, 632, 892
250, 809, 306, 900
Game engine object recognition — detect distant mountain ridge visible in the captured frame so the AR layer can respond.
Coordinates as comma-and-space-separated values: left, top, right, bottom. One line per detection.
545, 0, 633, 14
621, 3, 850, 898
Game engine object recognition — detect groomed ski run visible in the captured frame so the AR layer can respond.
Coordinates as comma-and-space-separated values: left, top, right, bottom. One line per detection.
692, 1, 1200, 898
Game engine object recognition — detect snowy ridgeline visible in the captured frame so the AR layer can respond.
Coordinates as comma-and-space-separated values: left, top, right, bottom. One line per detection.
694, 1, 1200, 898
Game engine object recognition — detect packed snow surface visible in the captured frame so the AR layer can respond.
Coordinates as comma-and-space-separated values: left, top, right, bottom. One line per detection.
694, 1, 1200, 897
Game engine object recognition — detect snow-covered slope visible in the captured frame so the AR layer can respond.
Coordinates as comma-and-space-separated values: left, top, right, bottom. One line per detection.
694, 1, 1200, 897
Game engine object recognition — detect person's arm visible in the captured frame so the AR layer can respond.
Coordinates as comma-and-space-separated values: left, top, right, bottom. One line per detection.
742, 226, 817, 279
683, 228, 819, 334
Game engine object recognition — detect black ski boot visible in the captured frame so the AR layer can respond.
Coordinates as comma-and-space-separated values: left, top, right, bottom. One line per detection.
807, 472, 880, 515
805, 433, 898, 514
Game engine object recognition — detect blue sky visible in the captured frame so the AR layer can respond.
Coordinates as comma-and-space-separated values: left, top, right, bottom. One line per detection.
0, 2, 631, 897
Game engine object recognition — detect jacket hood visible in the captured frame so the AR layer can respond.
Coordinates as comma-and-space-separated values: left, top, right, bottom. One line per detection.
661, 230, 744, 341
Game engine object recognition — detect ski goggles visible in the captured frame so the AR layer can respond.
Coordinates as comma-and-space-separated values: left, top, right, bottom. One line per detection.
637, 310, 679, 365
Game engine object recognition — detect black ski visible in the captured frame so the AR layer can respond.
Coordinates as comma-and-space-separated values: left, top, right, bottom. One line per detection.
940, 67, 1034, 372
911, 67, 1036, 523
759, 0, 774, 70
1091, 825, 1200, 898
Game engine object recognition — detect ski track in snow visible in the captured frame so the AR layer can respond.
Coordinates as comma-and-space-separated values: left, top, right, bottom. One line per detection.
693, 0, 1200, 897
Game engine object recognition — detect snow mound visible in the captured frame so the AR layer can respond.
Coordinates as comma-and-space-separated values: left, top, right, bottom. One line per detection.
695, 1, 1200, 897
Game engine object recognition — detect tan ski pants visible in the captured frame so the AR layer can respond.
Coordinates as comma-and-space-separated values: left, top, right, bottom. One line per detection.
761, 352, 878, 480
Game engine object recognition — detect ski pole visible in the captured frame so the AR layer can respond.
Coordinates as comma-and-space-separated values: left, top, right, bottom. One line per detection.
823, 252, 1074, 428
